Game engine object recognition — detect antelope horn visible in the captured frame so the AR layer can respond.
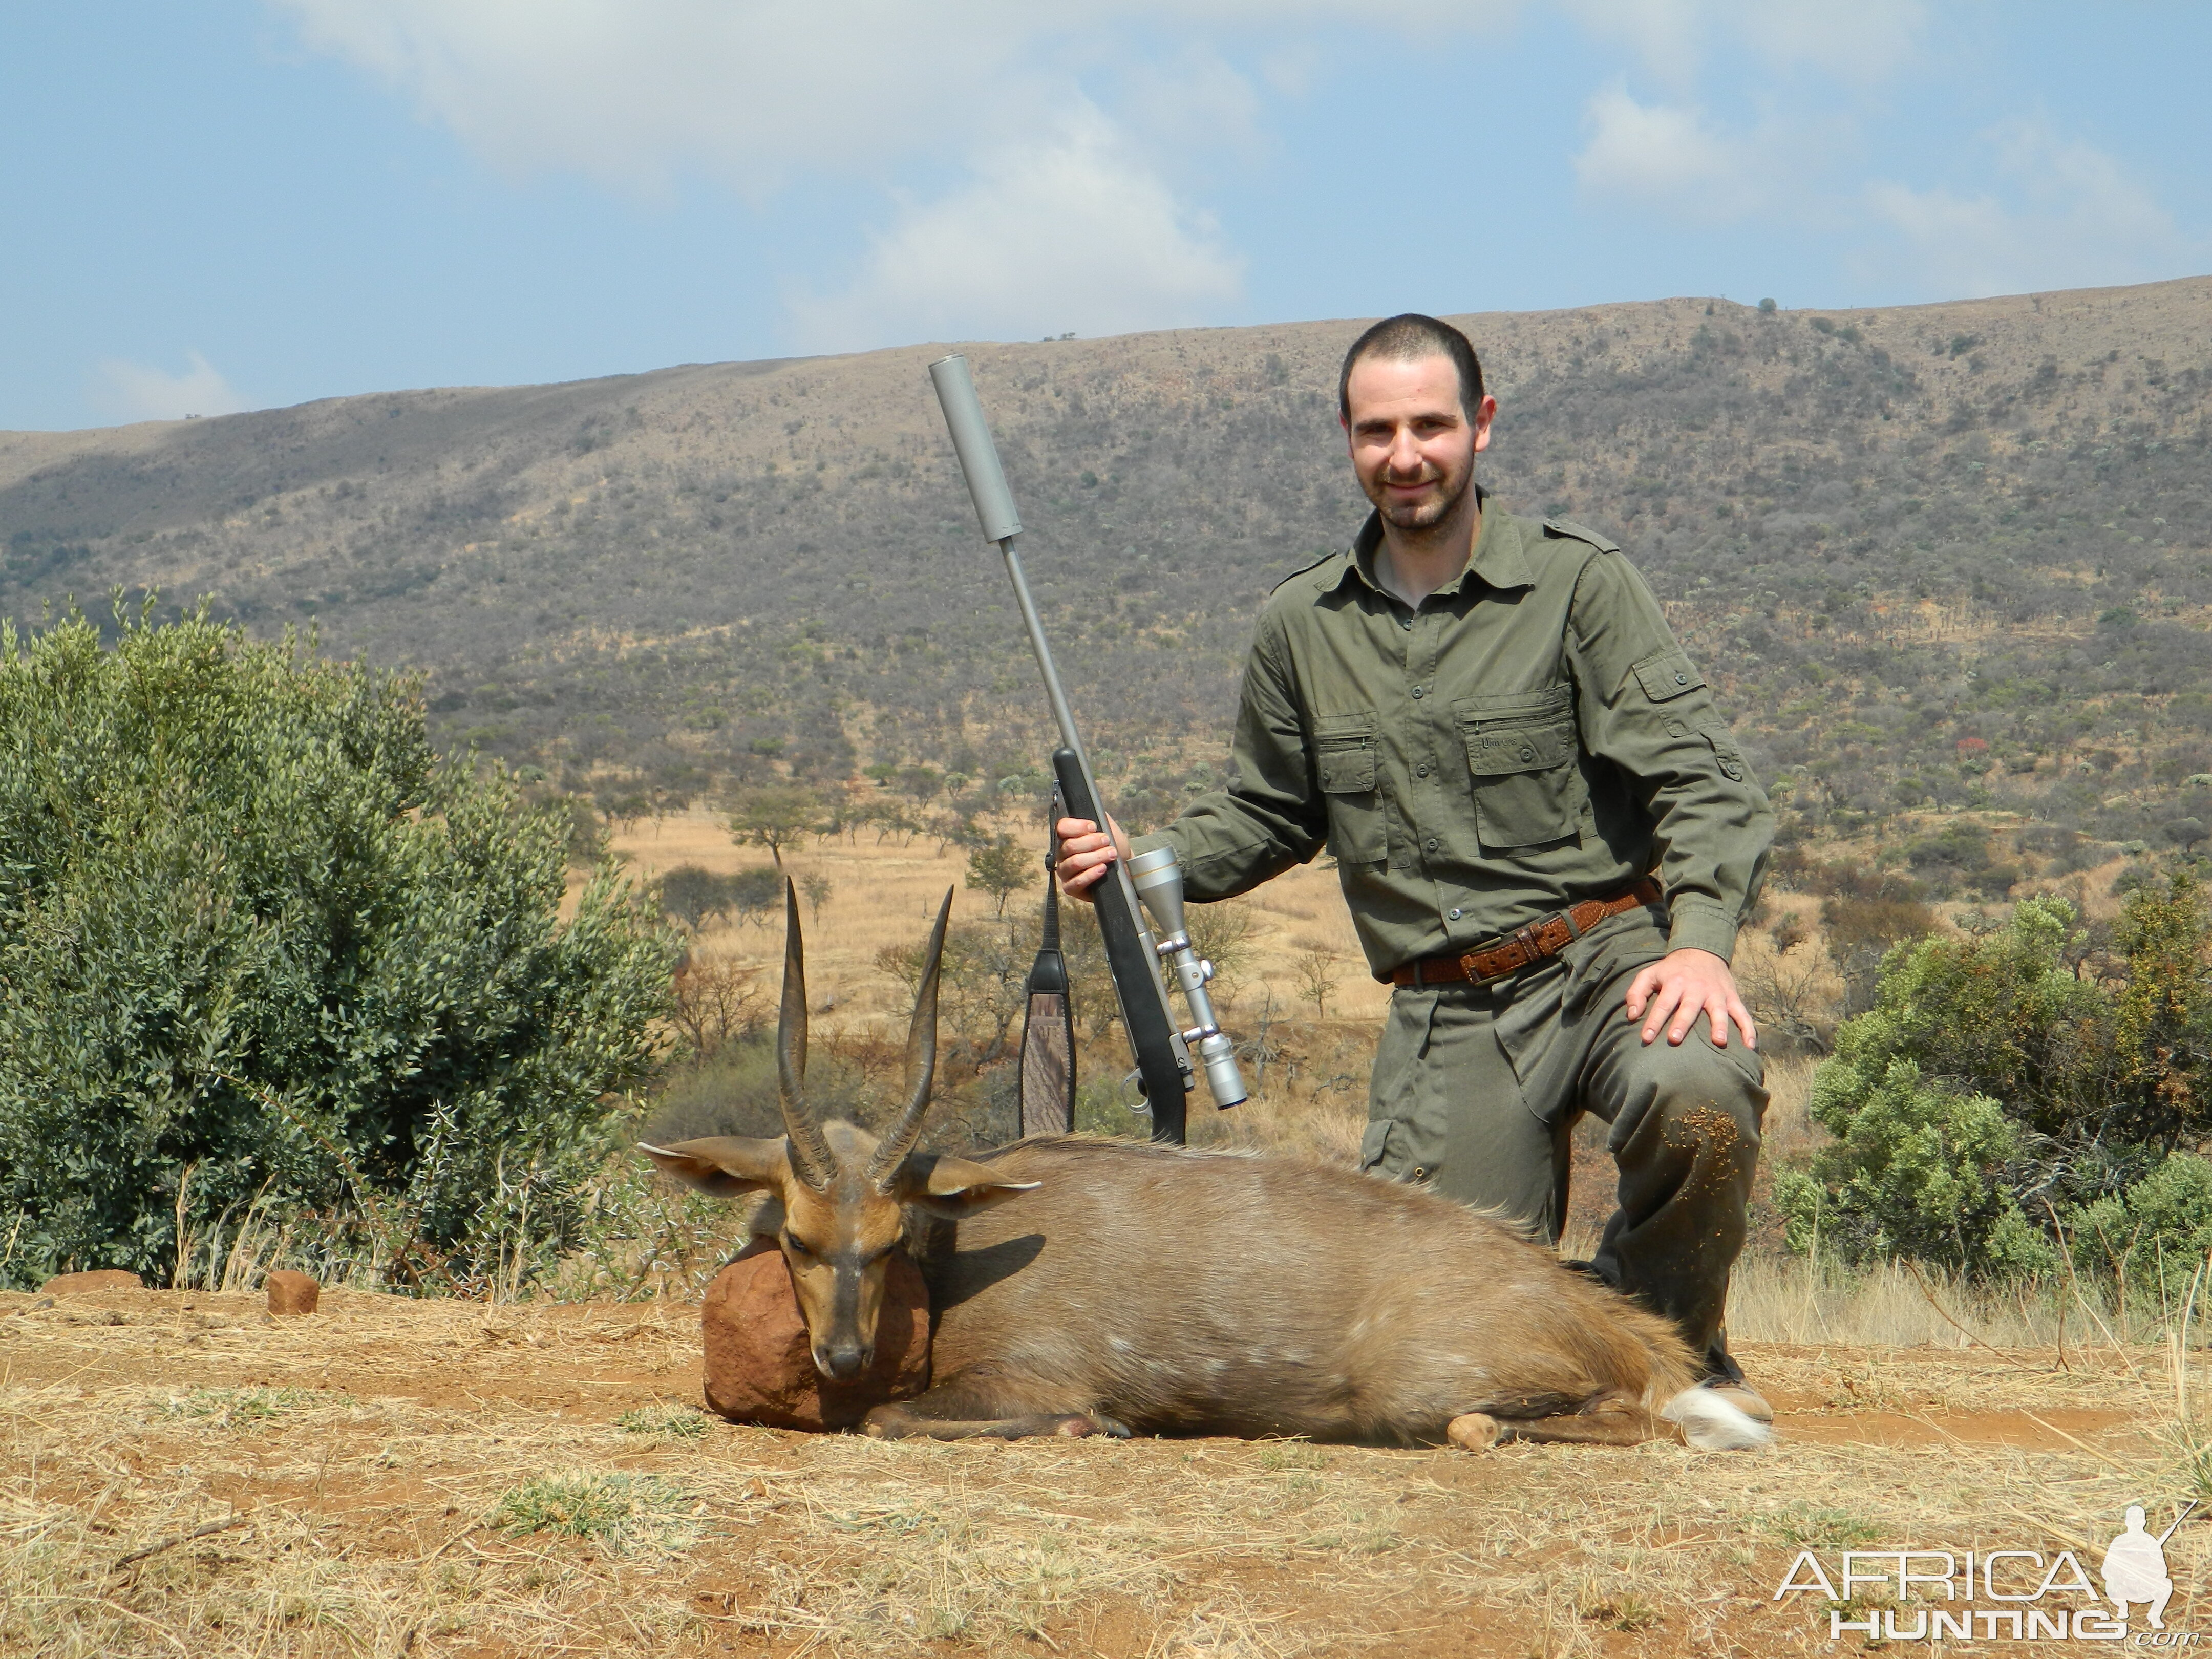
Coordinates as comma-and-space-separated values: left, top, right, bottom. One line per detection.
776, 879, 835, 1191
869, 888, 954, 1188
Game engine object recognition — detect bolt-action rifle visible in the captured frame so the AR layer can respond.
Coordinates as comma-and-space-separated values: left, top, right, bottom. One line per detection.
928, 355, 1247, 1142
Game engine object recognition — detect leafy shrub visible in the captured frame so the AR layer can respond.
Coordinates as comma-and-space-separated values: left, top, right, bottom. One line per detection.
0, 606, 676, 1291
2062, 1153, 2212, 1305
1775, 1058, 2051, 1274
1779, 883, 2212, 1279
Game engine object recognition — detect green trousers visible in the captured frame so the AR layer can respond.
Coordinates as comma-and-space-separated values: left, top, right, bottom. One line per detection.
1359, 907, 1766, 1375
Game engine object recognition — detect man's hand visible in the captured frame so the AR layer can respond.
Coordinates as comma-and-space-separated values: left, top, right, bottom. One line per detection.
1623, 948, 1757, 1049
1054, 814, 1130, 900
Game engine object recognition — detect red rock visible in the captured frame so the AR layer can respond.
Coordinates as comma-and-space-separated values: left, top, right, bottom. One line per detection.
266, 1270, 321, 1316
41, 1269, 142, 1295
700, 1237, 929, 1431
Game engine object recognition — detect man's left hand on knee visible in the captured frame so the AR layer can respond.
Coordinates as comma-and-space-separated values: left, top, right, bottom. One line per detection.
1623, 949, 1757, 1050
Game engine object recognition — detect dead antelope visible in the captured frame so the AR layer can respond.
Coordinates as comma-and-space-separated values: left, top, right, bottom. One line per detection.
640, 886, 1768, 1453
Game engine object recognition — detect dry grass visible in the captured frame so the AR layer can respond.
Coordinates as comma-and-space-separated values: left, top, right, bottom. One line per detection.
605, 806, 1392, 1048
9, 1284, 2212, 1657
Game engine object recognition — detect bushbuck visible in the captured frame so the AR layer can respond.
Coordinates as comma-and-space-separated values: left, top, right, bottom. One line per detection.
640, 887, 1768, 1453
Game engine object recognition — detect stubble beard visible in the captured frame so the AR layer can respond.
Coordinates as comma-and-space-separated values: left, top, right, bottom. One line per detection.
1371, 460, 1473, 536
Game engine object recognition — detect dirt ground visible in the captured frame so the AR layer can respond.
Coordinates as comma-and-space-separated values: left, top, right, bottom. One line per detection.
7, 1282, 2209, 1658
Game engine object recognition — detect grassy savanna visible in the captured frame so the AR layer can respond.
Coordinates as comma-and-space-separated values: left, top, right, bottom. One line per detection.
4, 820, 2209, 1654
8, 1281, 2212, 1658
609, 801, 1392, 1033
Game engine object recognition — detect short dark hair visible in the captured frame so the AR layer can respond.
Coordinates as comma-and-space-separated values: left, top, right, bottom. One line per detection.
1337, 314, 1484, 423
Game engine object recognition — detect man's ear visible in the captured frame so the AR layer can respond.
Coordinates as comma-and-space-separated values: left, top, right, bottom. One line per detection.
637, 1137, 790, 1199
888, 1154, 1040, 1219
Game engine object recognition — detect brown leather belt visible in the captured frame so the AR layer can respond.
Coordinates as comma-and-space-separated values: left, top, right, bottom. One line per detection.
1387, 878, 1663, 989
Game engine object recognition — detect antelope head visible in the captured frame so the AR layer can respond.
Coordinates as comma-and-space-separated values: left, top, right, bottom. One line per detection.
640, 882, 1036, 1380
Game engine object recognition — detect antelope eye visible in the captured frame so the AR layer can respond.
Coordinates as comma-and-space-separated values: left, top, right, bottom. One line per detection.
781, 1234, 819, 1261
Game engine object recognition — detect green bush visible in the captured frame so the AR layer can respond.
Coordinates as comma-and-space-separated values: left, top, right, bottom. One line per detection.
1779, 883, 2212, 1280
1776, 1058, 2050, 1275
2063, 1153, 2212, 1305
0, 605, 676, 1291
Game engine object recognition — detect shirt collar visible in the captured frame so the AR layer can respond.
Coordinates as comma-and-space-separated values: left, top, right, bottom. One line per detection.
1337, 487, 1534, 600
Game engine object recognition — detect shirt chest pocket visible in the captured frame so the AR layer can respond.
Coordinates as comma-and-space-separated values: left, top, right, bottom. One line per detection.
1456, 687, 1587, 852
1312, 713, 1387, 866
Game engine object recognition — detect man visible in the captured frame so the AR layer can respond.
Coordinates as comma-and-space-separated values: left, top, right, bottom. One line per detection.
1056, 314, 1773, 1414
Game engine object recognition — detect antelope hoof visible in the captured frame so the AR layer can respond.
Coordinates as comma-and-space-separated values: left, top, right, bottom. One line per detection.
1447, 1412, 1501, 1452
1052, 1413, 1127, 1438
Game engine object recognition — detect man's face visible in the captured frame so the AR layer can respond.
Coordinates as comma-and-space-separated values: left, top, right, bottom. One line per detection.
1342, 353, 1496, 531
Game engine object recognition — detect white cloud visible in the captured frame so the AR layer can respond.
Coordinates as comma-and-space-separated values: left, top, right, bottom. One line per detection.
272, 1, 1323, 347
92, 351, 249, 423
1562, 0, 1924, 86
1573, 85, 1764, 221
786, 110, 1244, 352
271, 0, 1040, 198
268, 0, 1498, 197
1738, 0, 1925, 81
1864, 118, 2192, 297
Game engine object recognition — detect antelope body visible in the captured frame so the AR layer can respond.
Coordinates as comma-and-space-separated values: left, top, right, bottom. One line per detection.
641, 889, 1767, 1453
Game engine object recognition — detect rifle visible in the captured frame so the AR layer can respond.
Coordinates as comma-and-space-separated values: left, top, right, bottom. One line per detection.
929, 354, 1247, 1141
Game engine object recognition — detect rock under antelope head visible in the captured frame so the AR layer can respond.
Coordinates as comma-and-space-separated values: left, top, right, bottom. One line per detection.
640, 882, 1037, 1379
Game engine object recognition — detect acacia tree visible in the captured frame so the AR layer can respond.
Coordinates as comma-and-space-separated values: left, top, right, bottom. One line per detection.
966, 834, 1037, 918
725, 785, 820, 868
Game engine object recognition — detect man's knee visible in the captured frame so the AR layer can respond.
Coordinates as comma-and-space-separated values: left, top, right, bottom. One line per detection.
1612, 1037, 1765, 1158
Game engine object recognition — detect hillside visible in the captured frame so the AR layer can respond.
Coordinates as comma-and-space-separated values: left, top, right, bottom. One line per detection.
2, 279, 2209, 851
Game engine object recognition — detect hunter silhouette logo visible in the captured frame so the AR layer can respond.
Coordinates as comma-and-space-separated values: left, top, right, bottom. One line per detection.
2102, 1503, 2194, 1631
1774, 1501, 2199, 1643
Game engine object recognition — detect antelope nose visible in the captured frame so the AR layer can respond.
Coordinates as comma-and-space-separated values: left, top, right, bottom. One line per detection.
818, 1343, 869, 1380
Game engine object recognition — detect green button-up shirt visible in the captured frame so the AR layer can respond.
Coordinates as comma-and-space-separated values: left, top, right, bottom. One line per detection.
1135, 497, 1771, 979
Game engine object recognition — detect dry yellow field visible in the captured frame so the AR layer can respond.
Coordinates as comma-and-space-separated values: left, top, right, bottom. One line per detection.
8, 1280, 2211, 1659
607, 801, 1394, 1035
11, 812, 2189, 1656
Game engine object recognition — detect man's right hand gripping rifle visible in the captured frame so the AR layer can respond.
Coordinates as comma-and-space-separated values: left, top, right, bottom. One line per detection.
1055, 814, 1131, 899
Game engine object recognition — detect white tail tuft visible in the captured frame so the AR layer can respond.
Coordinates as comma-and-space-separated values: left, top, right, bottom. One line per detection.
1660, 1387, 1774, 1453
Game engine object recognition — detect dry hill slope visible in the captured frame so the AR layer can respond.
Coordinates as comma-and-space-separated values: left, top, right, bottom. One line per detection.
2, 279, 2208, 845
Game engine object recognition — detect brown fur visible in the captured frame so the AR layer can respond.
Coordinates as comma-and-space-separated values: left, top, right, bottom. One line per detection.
641, 894, 1742, 1451
871, 1134, 1698, 1444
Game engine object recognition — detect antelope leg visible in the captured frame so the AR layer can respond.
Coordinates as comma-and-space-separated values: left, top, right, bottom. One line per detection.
862, 1375, 1130, 1442
864, 1406, 1125, 1441
1489, 1399, 1659, 1448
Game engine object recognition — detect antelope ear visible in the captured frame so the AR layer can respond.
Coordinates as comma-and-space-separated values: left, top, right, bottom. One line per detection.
637, 1137, 791, 1199
889, 1154, 1040, 1219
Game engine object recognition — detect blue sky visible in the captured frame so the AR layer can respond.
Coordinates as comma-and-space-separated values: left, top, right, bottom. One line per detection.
3, 1, 2207, 432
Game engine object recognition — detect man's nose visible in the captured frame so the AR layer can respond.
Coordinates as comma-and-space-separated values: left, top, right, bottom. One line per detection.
1385, 430, 1424, 475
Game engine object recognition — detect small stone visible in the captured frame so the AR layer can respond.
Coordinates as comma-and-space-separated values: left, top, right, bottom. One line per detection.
265, 1270, 321, 1316
699, 1238, 929, 1431
41, 1269, 142, 1295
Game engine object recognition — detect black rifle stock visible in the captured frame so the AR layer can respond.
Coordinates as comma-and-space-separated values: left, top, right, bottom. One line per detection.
928, 354, 1192, 1142
1051, 749, 1187, 1141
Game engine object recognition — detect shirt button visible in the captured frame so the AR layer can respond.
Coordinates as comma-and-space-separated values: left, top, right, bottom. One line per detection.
1410, 686, 1426, 699
1675, 671, 1688, 685
1400, 616, 1413, 630
1416, 763, 1431, 778
1424, 837, 1439, 852
1449, 907, 1463, 920
1519, 745, 1536, 761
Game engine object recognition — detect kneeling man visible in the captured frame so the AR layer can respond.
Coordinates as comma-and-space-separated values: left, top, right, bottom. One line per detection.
1059, 313, 1774, 1417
